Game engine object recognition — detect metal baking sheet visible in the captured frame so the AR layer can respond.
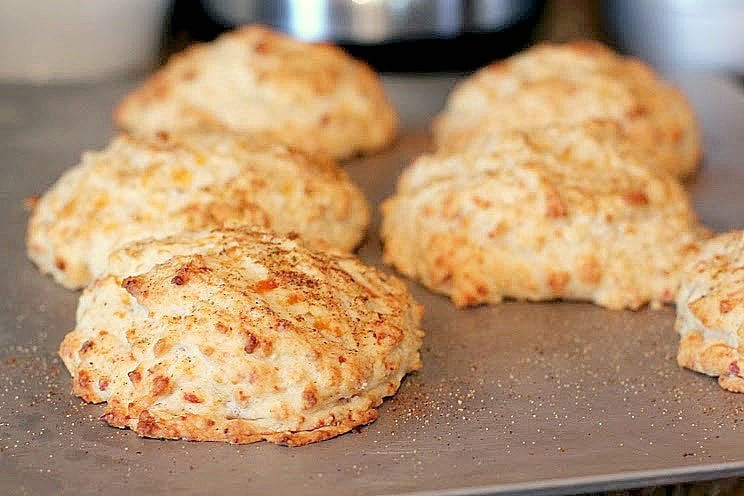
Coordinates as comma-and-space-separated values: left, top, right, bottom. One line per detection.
2, 74, 744, 496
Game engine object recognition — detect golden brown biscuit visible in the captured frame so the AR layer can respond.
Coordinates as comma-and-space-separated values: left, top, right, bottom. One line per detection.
433, 41, 701, 179
115, 25, 398, 160
676, 231, 744, 392
381, 122, 706, 310
58, 227, 425, 445
27, 130, 370, 289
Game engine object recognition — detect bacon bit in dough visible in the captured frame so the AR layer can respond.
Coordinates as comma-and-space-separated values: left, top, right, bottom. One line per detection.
302, 389, 318, 408
79, 340, 95, 354
152, 375, 171, 397
183, 392, 203, 403
623, 191, 649, 206
171, 257, 212, 286
122, 276, 146, 300
720, 299, 735, 314
127, 369, 142, 384
244, 333, 260, 354
77, 370, 92, 389
252, 278, 279, 293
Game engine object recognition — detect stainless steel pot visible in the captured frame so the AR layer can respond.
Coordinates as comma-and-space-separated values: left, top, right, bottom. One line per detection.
202, 0, 540, 43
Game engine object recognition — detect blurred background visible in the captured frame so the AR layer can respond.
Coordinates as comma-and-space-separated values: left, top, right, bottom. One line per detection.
1, 2, 743, 495
167, 0, 744, 74
1, 0, 743, 82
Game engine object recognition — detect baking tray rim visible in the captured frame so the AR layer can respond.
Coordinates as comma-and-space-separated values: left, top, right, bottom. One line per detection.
392, 461, 744, 496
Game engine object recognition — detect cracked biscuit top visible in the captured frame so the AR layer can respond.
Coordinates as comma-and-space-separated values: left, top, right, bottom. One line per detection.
59, 227, 424, 445
115, 25, 398, 160
27, 130, 370, 289
382, 122, 706, 310
433, 41, 701, 179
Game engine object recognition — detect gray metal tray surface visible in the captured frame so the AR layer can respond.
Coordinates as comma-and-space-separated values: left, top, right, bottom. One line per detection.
1, 75, 744, 496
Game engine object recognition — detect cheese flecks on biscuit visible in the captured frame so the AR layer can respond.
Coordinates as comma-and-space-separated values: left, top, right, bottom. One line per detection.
115, 25, 398, 160
59, 228, 425, 445
676, 231, 744, 392
381, 123, 707, 310
27, 131, 370, 289
434, 41, 701, 179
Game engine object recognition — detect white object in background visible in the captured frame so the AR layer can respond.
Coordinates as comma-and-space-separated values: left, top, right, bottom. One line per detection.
604, 0, 744, 74
0, 0, 170, 83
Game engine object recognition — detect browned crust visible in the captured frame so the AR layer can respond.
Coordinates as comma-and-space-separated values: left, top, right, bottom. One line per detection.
677, 332, 744, 393
102, 404, 379, 447
675, 231, 744, 392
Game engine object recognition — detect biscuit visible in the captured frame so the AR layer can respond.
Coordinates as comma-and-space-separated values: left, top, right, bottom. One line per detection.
381, 122, 706, 310
27, 130, 370, 289
115, 25, 398, 160
433, 41, 701, 179
676, 231, 744, 392
58, 227, 425, 445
